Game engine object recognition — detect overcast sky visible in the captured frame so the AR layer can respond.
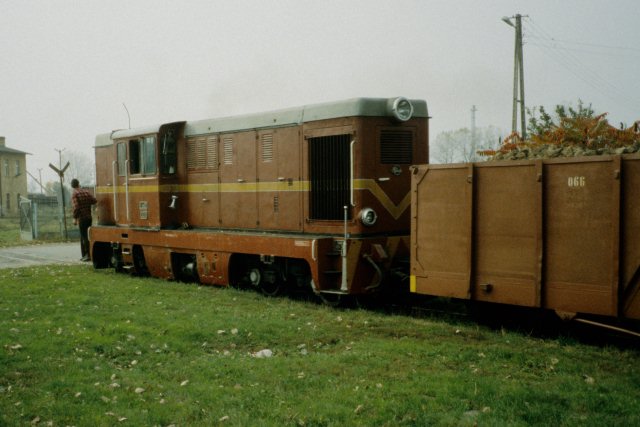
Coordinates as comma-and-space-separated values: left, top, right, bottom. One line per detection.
1, 0, 638, 185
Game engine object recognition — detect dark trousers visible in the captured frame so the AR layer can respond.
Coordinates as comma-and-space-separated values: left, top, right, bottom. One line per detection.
78, 217, 92, 258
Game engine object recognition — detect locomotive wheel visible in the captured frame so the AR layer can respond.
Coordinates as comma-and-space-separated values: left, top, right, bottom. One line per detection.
259, 268, 284, 297
260, 278, 283, 297
246, 265, 283, 297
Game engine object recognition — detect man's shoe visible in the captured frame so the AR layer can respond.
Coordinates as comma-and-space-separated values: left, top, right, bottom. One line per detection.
81, 256, 90, 262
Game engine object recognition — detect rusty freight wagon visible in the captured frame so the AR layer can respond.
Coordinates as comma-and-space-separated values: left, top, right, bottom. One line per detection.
410, 155, 640, 323
90, 97, 428, 300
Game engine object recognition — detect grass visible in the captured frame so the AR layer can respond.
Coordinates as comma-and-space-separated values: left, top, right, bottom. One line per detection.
1, 265, 639, 426
0, 215, 72, 247
0, 216, 21, 247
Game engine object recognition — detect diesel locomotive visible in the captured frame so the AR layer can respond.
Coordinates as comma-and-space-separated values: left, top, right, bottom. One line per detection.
90, 97, 428, 301
90, 96, 640, 327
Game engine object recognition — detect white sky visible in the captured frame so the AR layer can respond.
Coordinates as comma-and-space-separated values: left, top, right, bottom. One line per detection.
1, 0, 638, 184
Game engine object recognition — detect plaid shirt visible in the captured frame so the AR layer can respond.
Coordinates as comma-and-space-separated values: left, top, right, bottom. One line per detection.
72, 188, 97, 221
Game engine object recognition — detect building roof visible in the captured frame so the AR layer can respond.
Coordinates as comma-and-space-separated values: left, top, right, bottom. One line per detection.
0, 145, 29, 155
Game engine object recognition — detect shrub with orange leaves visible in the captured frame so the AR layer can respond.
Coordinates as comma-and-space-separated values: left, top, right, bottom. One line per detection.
483, 102, 640, 160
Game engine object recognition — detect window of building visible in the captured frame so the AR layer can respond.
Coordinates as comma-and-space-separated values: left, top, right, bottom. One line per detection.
3, 160, 8, 177
5, 193, 9, 211
15, 160, 20, 176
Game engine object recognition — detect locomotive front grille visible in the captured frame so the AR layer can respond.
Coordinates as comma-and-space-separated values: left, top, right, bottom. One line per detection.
309, 134, 351, 220
380, 129, 413, 164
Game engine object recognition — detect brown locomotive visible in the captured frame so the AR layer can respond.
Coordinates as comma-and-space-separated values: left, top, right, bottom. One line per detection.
91, 97, 428, 301
90, 96, 640, 327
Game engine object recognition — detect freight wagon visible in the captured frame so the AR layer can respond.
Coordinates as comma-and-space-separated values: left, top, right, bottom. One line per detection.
410, 156, 640, 324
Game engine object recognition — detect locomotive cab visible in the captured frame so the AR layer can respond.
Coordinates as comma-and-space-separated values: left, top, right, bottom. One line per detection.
95, 122, 184, 229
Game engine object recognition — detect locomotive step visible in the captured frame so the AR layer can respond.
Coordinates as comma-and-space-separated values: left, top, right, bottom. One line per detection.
319, 290, 349, 295
323, 270, 342, 275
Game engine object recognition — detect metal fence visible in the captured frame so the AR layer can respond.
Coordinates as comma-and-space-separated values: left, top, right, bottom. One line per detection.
19, 194, 80, 241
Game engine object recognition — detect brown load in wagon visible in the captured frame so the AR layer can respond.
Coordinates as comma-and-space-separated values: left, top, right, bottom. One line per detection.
410, 154, 640, 321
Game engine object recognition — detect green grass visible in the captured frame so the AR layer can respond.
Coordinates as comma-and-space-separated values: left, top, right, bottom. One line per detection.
0, 215, 72, 247
0, 217, 21, 246
1, 265, 639, 426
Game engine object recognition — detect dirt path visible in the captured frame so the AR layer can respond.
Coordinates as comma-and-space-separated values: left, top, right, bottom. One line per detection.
0, 242, 84, 269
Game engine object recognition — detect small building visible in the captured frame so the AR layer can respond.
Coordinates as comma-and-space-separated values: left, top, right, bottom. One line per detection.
0, 136, 29, 216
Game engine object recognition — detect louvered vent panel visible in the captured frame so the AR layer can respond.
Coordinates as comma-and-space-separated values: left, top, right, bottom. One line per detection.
186, 137, 201, 170
196, 138, 206, 168
223, 137, 233, 165
206, 136, 218, 170
380, 130, 413, 164
261, 134, 273, 162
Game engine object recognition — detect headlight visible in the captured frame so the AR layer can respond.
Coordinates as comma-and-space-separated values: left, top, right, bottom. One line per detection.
387, 97, 414, 122
360, 208, 378, 226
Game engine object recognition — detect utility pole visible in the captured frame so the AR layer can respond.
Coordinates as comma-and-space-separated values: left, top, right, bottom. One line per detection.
470, 105, 477, 161
50, 148, 70, 240
503, 13, 527, 140
38, 168, 43, 194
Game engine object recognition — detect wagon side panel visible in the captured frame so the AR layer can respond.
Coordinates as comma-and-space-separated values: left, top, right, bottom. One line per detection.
543, 158, 618, 316
472, 163, 539, 306
621, 156, 640, 320
411, 165, 473, 299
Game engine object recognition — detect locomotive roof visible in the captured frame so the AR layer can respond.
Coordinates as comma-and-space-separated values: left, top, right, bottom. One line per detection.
184, 97, 428, 137
96, 97, 428, 146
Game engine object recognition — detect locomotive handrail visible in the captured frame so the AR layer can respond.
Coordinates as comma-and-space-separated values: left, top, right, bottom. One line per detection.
125, 159, 130, 221
350, 139, 355, 207
341, 205, 348, 292
112, 161, 118, 220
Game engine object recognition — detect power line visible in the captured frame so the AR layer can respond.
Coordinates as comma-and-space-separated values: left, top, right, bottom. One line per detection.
524, 18, 634, 99
526, 35, 640, 53
526, 39, 640, 59
523, 17, 640, 113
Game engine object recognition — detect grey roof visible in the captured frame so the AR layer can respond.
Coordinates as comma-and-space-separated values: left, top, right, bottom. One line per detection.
0, 145, 29, 155
185, 97, 428, 136
95, 97, 429, 145
96, 123, 184, 147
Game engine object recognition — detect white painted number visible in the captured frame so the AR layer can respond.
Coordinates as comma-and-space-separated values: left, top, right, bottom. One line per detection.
568, 176, 586, 187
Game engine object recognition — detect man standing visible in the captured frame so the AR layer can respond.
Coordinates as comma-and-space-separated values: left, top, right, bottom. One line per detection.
71, 178, 97, 262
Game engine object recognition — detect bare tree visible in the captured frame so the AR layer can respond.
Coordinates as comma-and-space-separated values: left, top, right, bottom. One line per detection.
61, 150, 95, 186
431, 126, 503, 164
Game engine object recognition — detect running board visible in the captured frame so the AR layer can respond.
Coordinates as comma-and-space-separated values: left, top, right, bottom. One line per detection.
319, 290, 349, 295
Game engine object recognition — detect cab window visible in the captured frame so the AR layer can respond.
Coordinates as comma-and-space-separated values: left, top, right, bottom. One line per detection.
129, 136, 157, 175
